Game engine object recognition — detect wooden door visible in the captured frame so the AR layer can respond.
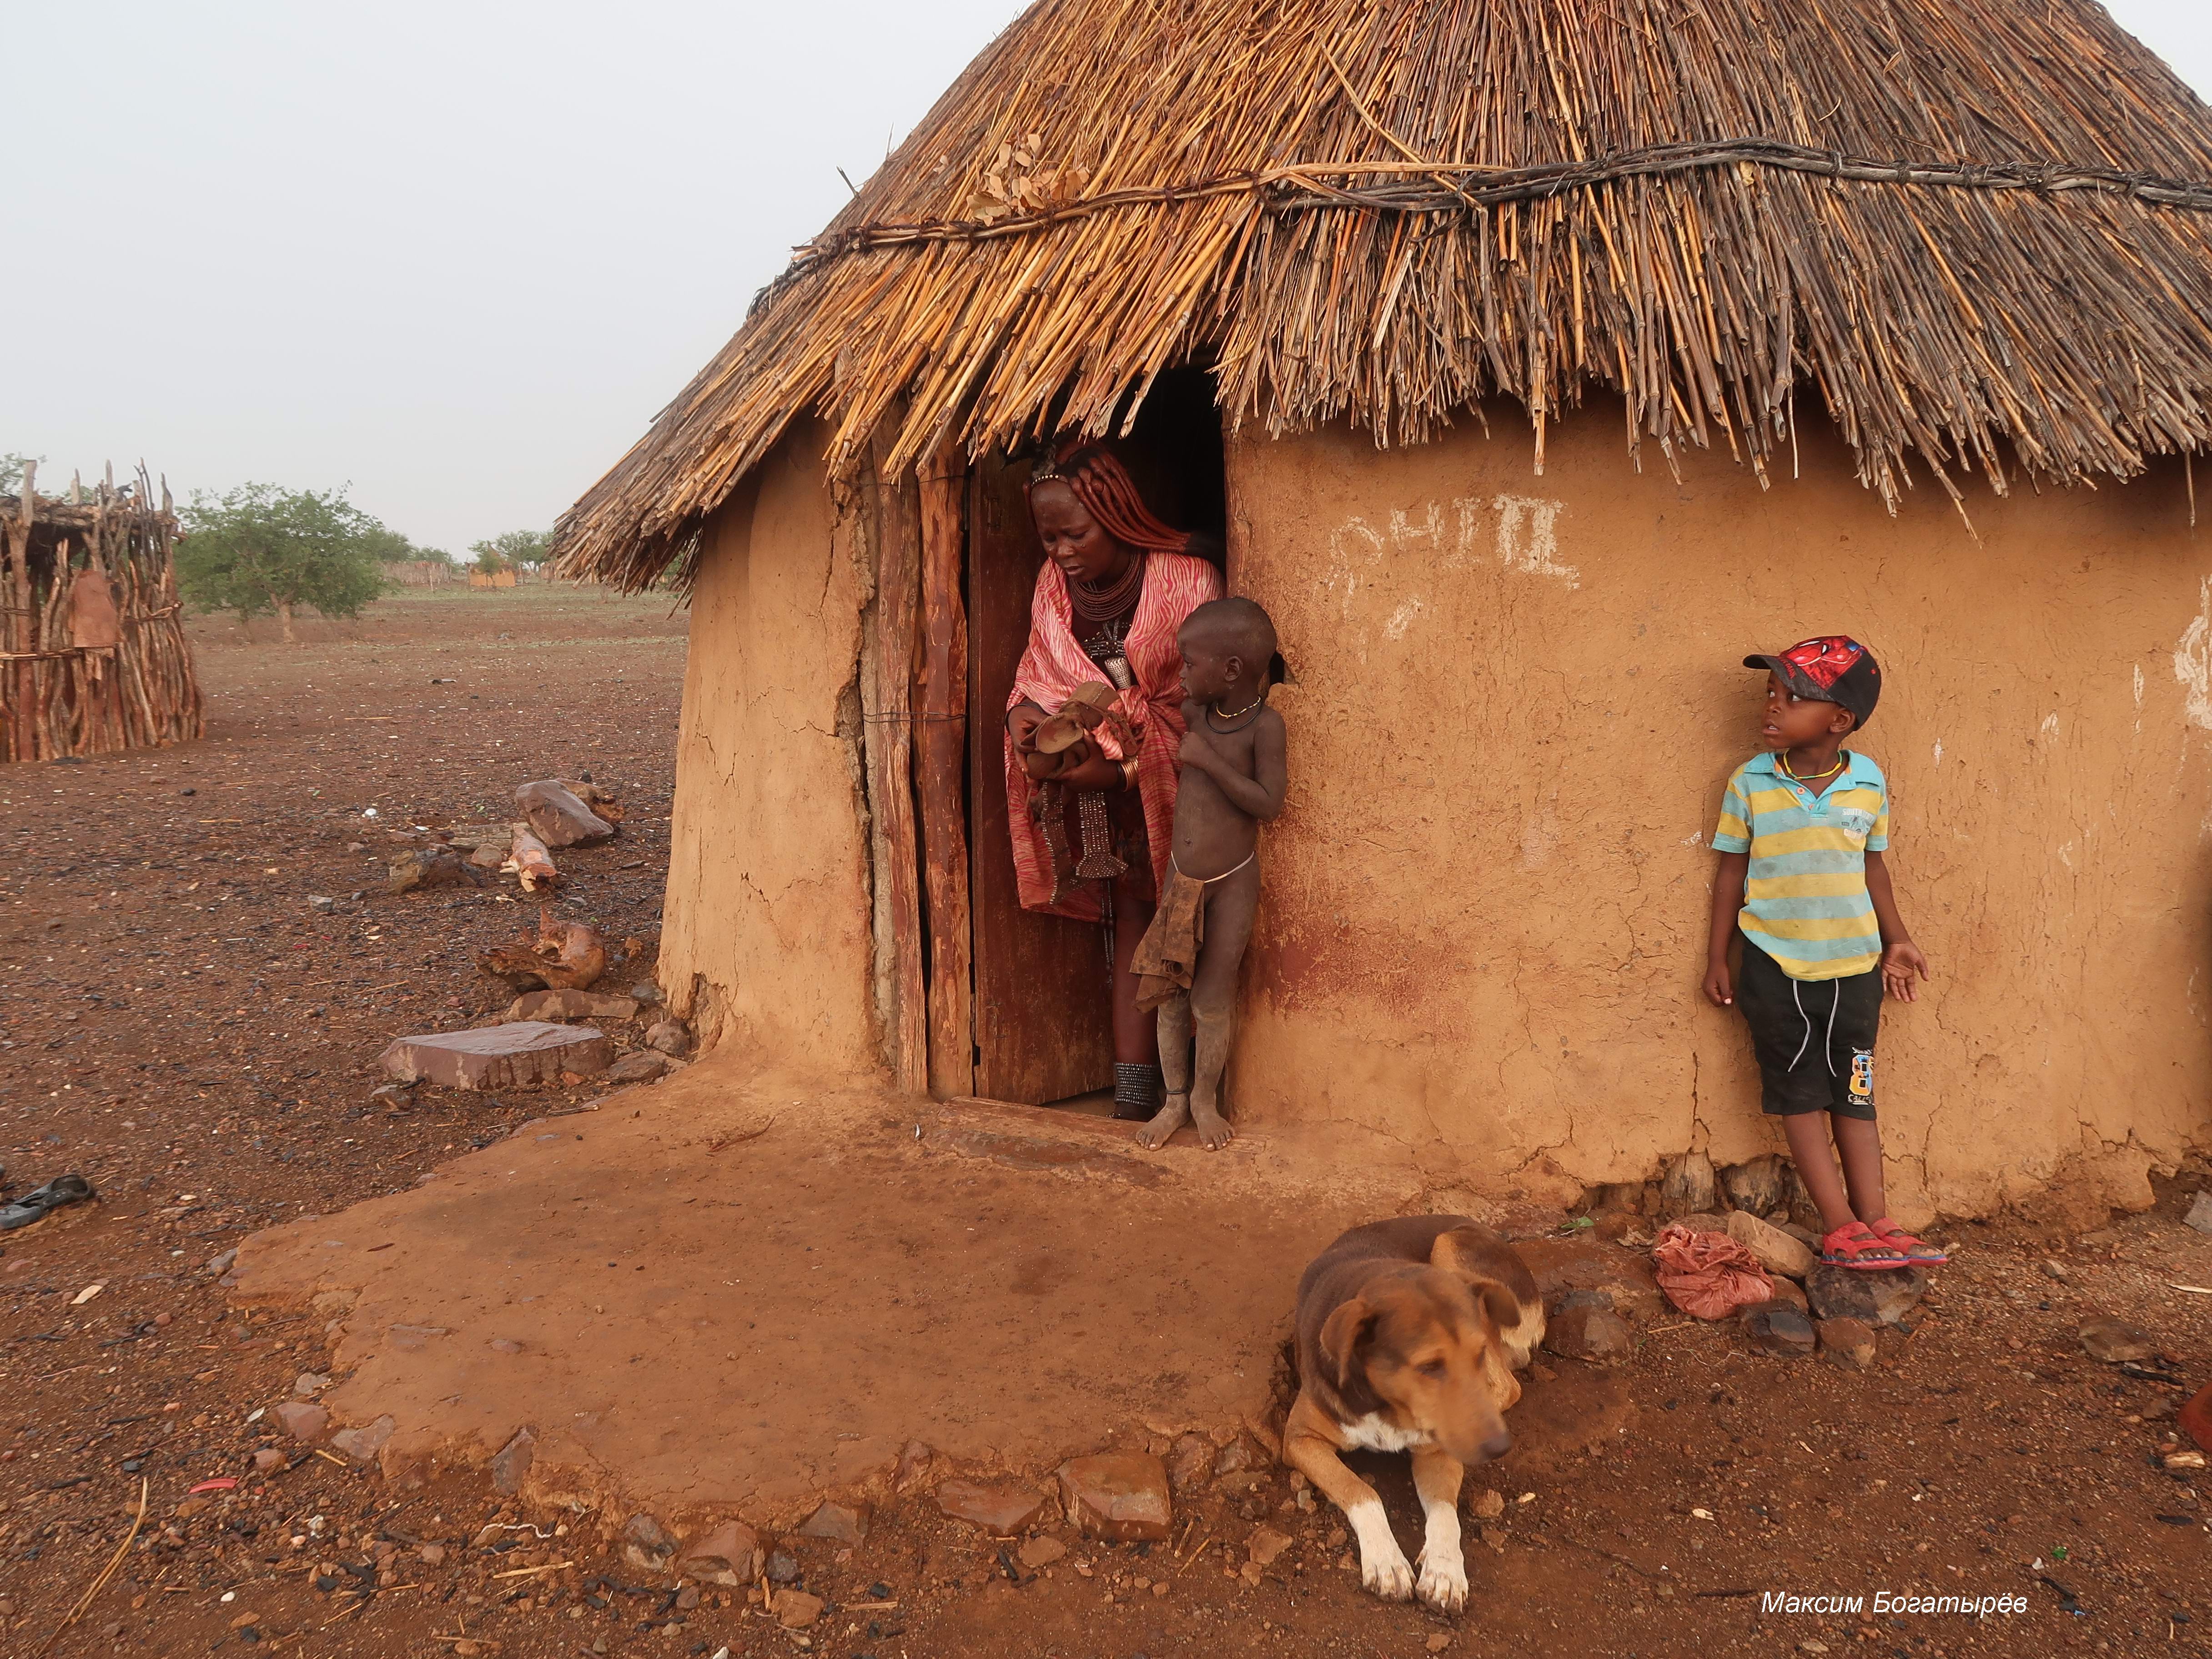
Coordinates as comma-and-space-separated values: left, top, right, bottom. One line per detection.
966, 452, 1115, 1103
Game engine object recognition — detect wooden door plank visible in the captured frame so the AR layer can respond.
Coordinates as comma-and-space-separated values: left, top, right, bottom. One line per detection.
858, 432, 929, 1096
966, 452, 1115, 1104
917, 448, 975, 1099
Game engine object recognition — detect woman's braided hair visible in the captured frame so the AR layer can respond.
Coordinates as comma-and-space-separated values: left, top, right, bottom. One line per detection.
1027, 440, 1193, 554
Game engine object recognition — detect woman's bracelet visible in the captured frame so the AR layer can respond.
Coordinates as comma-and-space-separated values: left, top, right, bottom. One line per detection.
1120, 757, 1140, 791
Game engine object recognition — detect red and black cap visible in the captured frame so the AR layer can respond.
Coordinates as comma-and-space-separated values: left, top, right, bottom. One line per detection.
1745, 636, 1881, 729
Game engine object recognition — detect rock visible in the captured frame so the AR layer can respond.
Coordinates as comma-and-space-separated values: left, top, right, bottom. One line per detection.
1543, 1304, 1634, 1362
1775, 1219, 1822, 1251
418, 1543, 447, 1566
2185, 1191, 2212, 1234
1727, 1211, 1817, 1280
936, 1478, 1048, 1537
1740, 1302, 1815, 1357
765, 1549, 800, 1585
1019, 1533, 1067, 1569
1467, 1488, 1505, 1519
623, 1513, 676, 1572
1719, 1155, 1786, 1217
1514, 1235, 1667, 1323
1213, 1436, 1256, 1475
681, 1520, 764, 1586
1166, 1433, 1216, 1493
773, 1589, 824, 1630
1669, 1211, 1734, 1236
490, 1427, 536, 1496
294, 1372, 329, 1397
368, 1083, 414, 1111
674, 1585, 700, 1611
2181, 1381, 2212, 1453
1057, 1453, 1173, 1542
308, 895, 337, 914
505, 989, 640, 1024
645, 1020, 690, 1056
328, 1416, 394, 1464
2077, 1317, 2157, 1364
1246, 1525, 1293, 1567
1815, 1317, 1877, 1370
378, 1021, 612, 1090
630, 982, 663, 1006
274, 1402, 328, 1444
2166, 1450, 2208, 1472
1805, 1263, 1926, 1327
895, 1439, 934, 1490
1762, 1277, 1810, 1315
386, 844, 481, 895
2041, 1258, 2069, 1282
1658, 1151, 1717, 1217
252, 1448, 285, 1473
604, 1051, 670, 1084
205, 1248, 238, 1277
798, 1500, 870, 1543
515, 780, 616, 848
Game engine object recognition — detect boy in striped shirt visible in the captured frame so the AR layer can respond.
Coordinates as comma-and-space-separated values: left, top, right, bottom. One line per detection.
1702, 636, 1942, 1270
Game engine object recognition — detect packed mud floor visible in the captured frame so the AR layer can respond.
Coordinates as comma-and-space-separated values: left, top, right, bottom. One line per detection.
2, 587, 2209, 1658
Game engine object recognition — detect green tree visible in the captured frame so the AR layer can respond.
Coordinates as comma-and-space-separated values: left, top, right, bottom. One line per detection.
468, 528, 553, 573
176, 483, 391, 643
361, 525, 455, 566
0, 453, 43, 495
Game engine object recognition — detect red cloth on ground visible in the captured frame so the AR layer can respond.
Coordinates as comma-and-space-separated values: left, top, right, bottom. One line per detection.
1652, 1222, 1774, 1319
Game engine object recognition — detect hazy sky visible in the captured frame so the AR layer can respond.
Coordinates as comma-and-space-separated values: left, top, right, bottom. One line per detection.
10, 2, 2210, 555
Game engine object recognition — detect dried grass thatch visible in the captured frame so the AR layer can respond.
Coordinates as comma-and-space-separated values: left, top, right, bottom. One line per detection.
558, 0, 2212, 587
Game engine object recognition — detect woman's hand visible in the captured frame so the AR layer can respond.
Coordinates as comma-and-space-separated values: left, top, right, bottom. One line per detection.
1007, 703, 1046, 752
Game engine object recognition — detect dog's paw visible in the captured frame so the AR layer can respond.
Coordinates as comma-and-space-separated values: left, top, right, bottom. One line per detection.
1416, 1548, 1468, 1613
1359, 1546, 1416, 1601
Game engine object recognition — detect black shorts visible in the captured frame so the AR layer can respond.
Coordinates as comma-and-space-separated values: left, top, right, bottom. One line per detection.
1736, 936, 1880, 1120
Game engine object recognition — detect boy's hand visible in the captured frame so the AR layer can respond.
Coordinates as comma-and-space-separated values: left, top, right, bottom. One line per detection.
1702, 958, 1734, 1007
1177, 729, 1214, 770
1881, 940, 1930, 1002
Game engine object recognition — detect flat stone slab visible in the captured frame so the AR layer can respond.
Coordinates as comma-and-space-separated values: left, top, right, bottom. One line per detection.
379, 1021, 611, 1089
505, 989, 640, 1024
936, 1477, 1050, 1537
1058, 1453, 1172, 1541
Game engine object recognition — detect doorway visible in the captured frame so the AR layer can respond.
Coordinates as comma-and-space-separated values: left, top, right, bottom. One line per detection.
951, 368, 1227, 1107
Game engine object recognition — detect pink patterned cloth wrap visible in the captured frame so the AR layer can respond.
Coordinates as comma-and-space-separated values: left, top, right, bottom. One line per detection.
1005, 551, 1222, 919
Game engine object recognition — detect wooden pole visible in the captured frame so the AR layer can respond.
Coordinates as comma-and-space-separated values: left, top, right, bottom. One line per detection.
857, 427, 930, 1096
915, 444, 975, 1098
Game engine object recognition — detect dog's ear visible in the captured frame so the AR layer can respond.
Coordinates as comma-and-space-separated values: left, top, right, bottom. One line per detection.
1318, 1297, 1377, 1394
1465, 1275, 1524, 1334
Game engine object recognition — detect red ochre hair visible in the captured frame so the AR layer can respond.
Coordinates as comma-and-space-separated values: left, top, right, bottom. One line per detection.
1028, 441, 1194, 554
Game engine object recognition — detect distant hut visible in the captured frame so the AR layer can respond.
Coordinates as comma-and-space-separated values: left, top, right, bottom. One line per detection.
2, 465, 203, 760
556, 0, 2212, 1222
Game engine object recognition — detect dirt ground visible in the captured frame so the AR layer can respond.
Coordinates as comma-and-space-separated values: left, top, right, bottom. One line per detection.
2, 587, 2210, 1659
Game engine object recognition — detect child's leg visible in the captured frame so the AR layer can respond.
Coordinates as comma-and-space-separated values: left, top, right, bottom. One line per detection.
1136, 994, 1193, 1150
1185, 861, 1262, 1150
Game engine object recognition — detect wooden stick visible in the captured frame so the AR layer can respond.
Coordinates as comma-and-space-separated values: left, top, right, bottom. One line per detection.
915, 443, 975, 1099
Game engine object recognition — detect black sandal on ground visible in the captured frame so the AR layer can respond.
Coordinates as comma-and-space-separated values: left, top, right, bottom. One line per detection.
0, 1174, 95, 1232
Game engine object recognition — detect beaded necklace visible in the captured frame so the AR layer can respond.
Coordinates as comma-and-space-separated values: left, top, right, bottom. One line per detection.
1066, 553, 1145, 622
1779, 749, 1849, 786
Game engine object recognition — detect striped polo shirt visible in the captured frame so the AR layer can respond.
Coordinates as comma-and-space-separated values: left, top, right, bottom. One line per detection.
1711, 751, 1890, 981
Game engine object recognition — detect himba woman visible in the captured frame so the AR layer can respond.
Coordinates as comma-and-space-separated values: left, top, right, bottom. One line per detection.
1005, 442, 1224, 1119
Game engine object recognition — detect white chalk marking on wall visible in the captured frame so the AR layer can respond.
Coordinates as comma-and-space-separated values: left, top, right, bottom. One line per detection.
2056, 841, 2074, 869
1682, 830, 1707, 847
2039, 713, 2061, 737
1493, 495, 1581, 588
1383, 596, 1425, 640
2134, 664, 2145, 706
2172, 576, 2212, 730
1931, 740, 1942, 767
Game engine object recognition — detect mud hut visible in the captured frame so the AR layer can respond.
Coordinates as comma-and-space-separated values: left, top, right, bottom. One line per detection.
2, 464, 203, 761
556, 0, 2212, 1223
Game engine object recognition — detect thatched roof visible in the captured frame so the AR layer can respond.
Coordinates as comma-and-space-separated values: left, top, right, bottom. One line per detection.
559, 0, 2212, 587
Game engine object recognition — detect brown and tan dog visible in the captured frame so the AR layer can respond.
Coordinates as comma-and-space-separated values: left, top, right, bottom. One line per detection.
1282, 1215, 1544, 1612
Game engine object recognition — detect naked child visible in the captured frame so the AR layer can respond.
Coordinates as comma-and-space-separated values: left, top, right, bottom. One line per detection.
1131, 597, 1287, 1150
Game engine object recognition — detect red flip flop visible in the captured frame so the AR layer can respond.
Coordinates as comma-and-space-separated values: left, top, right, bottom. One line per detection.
1821, 1221, 1909, 1270
1866, 1217, 1948, 1265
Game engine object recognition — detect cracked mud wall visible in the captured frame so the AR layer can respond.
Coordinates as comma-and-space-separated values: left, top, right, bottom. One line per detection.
1225, 399, 2212, 1221
659, 421, 878, 1076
